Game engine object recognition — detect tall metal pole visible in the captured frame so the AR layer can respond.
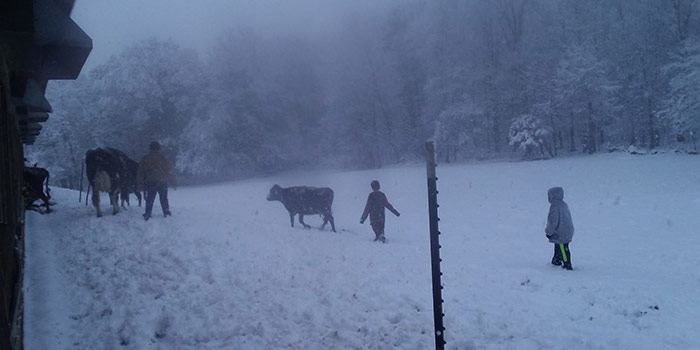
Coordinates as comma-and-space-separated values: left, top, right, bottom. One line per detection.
425, 141, 445, 350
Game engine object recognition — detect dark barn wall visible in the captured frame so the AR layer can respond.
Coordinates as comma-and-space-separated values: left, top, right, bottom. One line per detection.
1, 0, 90, 347
0, 52, 25, 350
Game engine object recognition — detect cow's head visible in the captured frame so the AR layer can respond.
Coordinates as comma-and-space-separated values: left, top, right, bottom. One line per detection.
267, 184, 282, 201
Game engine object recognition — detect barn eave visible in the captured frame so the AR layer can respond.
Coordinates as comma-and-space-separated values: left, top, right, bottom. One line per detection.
1, 0, 92, 145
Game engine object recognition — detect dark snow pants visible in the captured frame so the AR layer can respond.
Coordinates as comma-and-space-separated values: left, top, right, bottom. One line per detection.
552, 243, 572, 269
370, 219, 385, 240
144, 181, 169, 217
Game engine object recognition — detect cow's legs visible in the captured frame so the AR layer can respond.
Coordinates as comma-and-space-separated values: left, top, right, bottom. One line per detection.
120, 191, 129, 210
92, 191, 102, 217
329, 215, 336, 232
321, 214, 336, 232
289, 212, 295, 227
110, 191, 120, 215
42, 195, 50, 213
298, 215, 311, 229
92, 171, 112, 218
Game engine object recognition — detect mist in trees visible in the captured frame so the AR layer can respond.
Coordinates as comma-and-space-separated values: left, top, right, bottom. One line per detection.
27, 0, 700, 188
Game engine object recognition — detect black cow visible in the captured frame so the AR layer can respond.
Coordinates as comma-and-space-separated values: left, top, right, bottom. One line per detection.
267, 185, 336, 232
85, 147, 140, 217
111, 149, 142, 208
23, 166, 51, 213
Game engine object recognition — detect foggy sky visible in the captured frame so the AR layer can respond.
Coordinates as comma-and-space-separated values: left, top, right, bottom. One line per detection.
72, 0, 399, 72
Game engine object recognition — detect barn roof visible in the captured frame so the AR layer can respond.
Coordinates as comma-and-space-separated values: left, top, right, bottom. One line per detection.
0, 0, 92, 144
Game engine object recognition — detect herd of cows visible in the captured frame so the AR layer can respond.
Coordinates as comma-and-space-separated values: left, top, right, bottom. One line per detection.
84, 147, 142, 217
23, 148, 339, 232
23, 147, 141, 217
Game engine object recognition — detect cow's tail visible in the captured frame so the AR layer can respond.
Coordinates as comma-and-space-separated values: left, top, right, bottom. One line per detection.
85, 182, 91, 206
85, 157, 92, 206
45, 170, 51, 199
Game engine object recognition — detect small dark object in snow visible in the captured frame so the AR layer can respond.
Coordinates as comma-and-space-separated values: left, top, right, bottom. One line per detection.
23, 165, 52, 213
100, 308, 113, 317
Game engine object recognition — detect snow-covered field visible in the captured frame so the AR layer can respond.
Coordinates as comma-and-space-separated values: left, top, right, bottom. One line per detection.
24, 153, 700, 349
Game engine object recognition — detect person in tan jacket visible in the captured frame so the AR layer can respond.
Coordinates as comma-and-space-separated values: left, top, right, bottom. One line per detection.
138, 141, 176, 220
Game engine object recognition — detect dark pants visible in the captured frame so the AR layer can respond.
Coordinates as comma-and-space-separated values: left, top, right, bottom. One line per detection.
552, 243, 572, 269
145, 181, 169, 217
371, 219, 385, 240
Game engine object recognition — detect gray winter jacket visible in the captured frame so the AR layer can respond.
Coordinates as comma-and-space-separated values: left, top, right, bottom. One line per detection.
545, 187, 574, 244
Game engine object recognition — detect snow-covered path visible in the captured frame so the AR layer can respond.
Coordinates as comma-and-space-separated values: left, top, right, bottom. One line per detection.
24, 153, 700, 349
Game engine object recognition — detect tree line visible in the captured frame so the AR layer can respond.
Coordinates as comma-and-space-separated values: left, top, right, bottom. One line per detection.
28, 0, 700, 188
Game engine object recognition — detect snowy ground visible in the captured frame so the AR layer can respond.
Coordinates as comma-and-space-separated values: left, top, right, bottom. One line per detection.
23, 153, 700, 349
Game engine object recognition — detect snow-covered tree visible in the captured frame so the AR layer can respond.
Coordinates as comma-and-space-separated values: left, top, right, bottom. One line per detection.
508, 114, 553, 159
662, 38, 700, 151
554, 44, 616, 154
88, 38, 204, 157
433, 100, 486, 162
27, 0, 700, 188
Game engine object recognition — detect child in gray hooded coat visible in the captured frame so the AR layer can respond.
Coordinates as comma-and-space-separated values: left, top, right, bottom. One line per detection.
545, 187, 575, 270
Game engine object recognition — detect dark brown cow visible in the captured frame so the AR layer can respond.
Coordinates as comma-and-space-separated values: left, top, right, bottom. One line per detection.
267, 185, 336, 232
85, 148, 140, 217
114, 150, 142, 208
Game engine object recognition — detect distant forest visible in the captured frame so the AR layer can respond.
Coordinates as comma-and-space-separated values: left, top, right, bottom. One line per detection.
28, 0, 700, 188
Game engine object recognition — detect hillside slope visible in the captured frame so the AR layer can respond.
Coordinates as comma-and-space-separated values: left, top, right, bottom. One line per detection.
24, 153, 700, 349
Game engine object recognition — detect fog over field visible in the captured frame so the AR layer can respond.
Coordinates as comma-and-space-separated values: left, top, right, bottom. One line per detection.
27, 0, 700, 188
71, 0, 400, 70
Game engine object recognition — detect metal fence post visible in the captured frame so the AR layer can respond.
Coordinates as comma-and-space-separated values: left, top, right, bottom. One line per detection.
425, 141, 445, 350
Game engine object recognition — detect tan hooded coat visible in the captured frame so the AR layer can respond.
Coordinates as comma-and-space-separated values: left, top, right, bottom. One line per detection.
138, 150, 176, 186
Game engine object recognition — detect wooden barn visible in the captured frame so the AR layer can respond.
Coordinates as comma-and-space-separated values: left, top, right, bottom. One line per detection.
0, 0, 91, 348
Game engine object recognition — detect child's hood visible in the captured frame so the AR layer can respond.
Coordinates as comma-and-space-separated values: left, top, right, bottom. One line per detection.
548, 187, 564, 203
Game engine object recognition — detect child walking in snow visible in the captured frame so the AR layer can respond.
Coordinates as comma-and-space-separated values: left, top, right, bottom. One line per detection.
360, 180, 400, 243
545, 187, 575, 270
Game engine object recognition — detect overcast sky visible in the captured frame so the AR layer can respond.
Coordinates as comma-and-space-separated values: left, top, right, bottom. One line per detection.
71, 0, 398, 71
